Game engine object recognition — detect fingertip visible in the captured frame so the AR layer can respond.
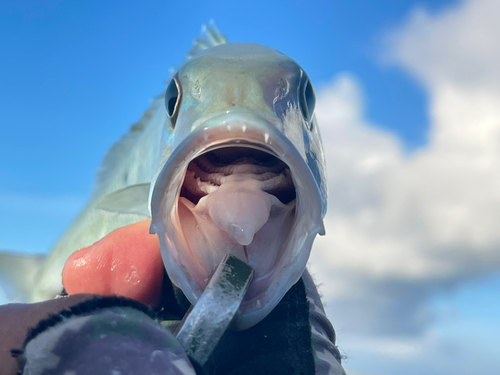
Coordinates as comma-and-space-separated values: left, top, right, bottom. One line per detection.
62, 220, 164, 308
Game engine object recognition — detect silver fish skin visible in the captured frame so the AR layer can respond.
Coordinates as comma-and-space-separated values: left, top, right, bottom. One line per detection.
1, 24, 328, 332
150, 44, 327, 329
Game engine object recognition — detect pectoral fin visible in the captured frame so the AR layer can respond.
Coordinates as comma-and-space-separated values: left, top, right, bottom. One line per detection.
96, 183, 151, 217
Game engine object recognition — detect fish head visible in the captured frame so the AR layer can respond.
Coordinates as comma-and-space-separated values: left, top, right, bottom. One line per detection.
151, 43, 327, 329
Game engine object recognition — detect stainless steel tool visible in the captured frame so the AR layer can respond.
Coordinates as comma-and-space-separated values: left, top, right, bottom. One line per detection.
175, 254, 254, 366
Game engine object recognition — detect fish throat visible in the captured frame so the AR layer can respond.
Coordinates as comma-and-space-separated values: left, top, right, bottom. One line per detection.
180, 147, 296, 204
175, 146, 297, 299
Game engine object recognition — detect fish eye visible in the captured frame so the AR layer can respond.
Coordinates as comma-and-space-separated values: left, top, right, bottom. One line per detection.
299, 78, 316, 123
165, 75, 181, 127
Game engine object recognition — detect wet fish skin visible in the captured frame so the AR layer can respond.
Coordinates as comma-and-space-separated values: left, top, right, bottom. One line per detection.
150, 42, 327, 328
0, 23, 328, 332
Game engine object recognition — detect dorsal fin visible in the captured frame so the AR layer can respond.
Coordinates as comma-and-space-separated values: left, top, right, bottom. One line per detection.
166, 21, 227, 83
93, 96, 162, 194
187, 20, 227, 59
93, 21, 226, 195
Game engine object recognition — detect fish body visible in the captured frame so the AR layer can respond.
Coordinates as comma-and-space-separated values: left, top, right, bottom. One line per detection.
149, 42, 327, 329
1, 24, 327, 330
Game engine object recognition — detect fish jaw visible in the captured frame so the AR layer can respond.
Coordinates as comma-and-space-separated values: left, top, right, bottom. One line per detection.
150, 111, 324, 330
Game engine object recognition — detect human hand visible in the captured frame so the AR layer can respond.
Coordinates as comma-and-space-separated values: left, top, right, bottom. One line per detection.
0, 294, 93, 375
62, 219, 165, 307
0, 220, 175, 375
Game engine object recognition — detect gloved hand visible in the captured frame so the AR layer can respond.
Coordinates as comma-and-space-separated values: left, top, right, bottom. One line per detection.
0, 220, 197, 375
13, 296, 200, 375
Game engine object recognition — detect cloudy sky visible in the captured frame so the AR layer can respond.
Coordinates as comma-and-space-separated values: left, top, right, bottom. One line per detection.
1, 0, 499, 374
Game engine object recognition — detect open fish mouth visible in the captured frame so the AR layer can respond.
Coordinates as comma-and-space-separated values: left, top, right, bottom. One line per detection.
176, 146, 297, 301
151, 111, 324, 329
180, 147, 296, 205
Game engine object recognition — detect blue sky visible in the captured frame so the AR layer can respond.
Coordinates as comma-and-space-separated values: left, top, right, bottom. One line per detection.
1, 1, 499, 374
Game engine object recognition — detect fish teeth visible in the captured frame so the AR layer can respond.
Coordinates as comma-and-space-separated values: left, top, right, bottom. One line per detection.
195, 150, 286, 174
183, 162, 293, 198
182, 148, 295, 202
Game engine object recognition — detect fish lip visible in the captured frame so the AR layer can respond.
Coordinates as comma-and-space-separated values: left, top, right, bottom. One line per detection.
151, 111, 323, 329
152, 109, 316, 207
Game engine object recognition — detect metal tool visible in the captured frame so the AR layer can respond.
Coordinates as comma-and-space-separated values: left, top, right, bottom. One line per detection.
175, 254, 254, 366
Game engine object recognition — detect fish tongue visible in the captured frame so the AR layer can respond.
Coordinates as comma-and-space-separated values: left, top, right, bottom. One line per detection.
198, 175, 273, 246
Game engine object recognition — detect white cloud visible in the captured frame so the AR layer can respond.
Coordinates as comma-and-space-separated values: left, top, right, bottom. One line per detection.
340, 325, 499, 375
382, 0, 500, 91
308, 0, 500, 348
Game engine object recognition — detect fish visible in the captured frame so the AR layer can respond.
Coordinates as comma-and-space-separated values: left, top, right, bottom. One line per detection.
0, 22, 327, 330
